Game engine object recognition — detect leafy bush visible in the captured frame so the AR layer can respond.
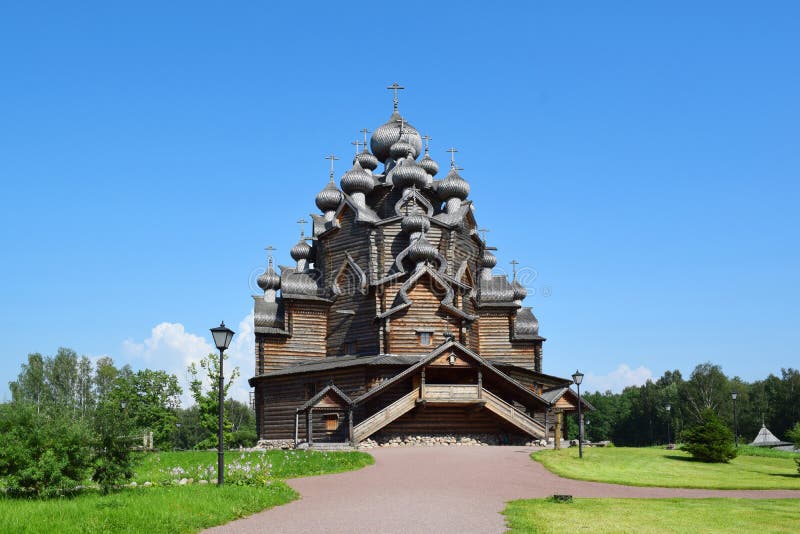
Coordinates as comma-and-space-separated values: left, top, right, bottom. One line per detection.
681, 409, 737, 463
787, 423, 800, 474
0, 403, 92, 496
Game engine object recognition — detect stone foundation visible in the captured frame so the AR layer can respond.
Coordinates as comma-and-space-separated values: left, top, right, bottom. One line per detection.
358, 433, 549, 450
254, 439, 296, 450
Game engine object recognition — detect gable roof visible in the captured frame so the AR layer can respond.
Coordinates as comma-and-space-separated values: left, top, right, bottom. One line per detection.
297, 383, 353, 412
541, 386, 595, 411
377, 264, 477, 321
352, 340, 548, 408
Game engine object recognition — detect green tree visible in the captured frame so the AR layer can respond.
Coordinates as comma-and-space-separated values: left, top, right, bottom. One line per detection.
93, 356, 118, 403
9, 353, 46, 412
113, 368, 182, 449
682, 409, 737, 463
91, 399, 134, 493
226, 399, 257, 448
188, 353, 240, 449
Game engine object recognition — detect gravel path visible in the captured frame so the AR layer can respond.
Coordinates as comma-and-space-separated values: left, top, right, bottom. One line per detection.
205, 446, 800, 534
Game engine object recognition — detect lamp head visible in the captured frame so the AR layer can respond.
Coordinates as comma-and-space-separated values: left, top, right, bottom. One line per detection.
210, 321, 235, 351
571, 370, 584, 386
731, 391, 738, 401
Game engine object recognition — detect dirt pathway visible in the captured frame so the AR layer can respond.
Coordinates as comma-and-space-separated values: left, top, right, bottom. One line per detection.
205, 446, 800, 534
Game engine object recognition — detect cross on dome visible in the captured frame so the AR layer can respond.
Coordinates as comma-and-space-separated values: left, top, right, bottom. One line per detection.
325, 154, 339, 181
265, 245, 276, 266
510, 259, 519, 279
352, 140, 361, 154
387, 82, 404, 111
297, 218, 308, 238
446, 147, 458, 168
422, 135, 432, 154
479, 227, 490, 243
360, 128, 370, 148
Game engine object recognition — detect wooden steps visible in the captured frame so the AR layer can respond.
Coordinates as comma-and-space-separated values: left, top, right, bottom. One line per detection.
481, 388, 546, 439
353, 388, 420, 442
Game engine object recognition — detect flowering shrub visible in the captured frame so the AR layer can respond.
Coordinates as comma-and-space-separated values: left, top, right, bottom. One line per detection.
155, 454, 272, 486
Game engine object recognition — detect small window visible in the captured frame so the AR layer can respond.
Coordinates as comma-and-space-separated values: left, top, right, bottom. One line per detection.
304, 383, 317, 400
342, 341, 357, 354
325, 414, 340, 431
419, 332, 432, 346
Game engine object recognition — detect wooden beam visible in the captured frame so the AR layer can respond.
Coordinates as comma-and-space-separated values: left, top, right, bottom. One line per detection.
307, 408, 313, 446
294, 412, 299, 447
348, 408, 355, 447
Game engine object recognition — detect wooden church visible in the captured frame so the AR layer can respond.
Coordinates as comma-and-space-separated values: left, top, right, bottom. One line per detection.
249, 86, 586, 447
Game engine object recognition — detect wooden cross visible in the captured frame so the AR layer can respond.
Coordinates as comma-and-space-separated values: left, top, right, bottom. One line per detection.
297, 218, 308, 238
360, 128, 370, 147
325, 154, 339, 180
351, 140, 361, 155
510, 259, 519, 279
479, 227, 490, 242
422, 135, 432, 154
446, 147, 458, 168
387, 82, 404, 110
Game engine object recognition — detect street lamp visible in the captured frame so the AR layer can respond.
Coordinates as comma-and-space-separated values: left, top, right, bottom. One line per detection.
731, 391, 739, 448
210, 321, 235, 486
572, 370, 584, 459
665, 403, 671, 446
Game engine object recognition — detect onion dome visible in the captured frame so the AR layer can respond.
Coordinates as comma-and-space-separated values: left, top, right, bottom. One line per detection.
512, 279, 528, 301
354, 149, 379, 172
401, 213, 430, 235
340, 161, 374, 195
408, 237, 439, 264
370, 111, 423, 163
290, 238, 311, 261
419, 154, 439, 177
257, 263, 281, 291
437, 168, 470, 200
390, 141, 416, 160
481, 249, 497, 269
391, 159, 428, 190
315, 180, 342, 212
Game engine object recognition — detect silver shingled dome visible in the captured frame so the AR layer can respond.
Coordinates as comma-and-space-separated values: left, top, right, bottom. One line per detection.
370, 111, 423, 163
354, 149, 379, 172
340, 161, 374, 195
390, 141, 416, 160
408, 237, 438, 264
437, 168, 470, 200
391, 159, 428, 190
481, 249, 497, 269
401, 213, 430, 235
257, 263, 281, 291
290, 239, 312, 261
512, 279, 528, 301
315, 180, 343, 212
419, 154, 439, 177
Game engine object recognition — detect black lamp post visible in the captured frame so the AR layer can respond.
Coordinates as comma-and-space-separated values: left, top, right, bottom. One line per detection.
665, 403, 671, 446
210, 321, 235, 486
731, 391, 739, 448
572, 370, 584, 459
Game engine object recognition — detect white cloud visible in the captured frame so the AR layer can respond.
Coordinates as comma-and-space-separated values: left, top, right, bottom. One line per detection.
584, 364, 653, 394
121, 315, 254, 406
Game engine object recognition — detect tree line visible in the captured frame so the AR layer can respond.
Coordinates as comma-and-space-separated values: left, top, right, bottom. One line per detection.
576, 363, 800, 446
2, 348, 257, 496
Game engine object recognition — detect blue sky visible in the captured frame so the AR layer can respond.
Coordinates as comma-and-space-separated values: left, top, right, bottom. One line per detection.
1, 1, 798, 401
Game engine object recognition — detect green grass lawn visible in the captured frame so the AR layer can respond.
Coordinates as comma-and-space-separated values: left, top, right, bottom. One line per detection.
504, 498, 800, 534
534, 446, 800, 489
0, 449, 374, 533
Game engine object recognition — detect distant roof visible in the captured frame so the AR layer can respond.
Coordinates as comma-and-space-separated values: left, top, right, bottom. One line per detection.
749, 425, 792, 447
252, 353, 423, 379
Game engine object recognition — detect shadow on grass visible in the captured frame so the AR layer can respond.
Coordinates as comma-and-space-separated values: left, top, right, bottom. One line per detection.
663, 455, 705, 463
768, 473, 800, 479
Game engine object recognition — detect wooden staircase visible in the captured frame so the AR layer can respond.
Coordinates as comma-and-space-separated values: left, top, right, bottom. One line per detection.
481, 388, 546, 439
351, 386, 545, 442
352, 388, 420, 443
